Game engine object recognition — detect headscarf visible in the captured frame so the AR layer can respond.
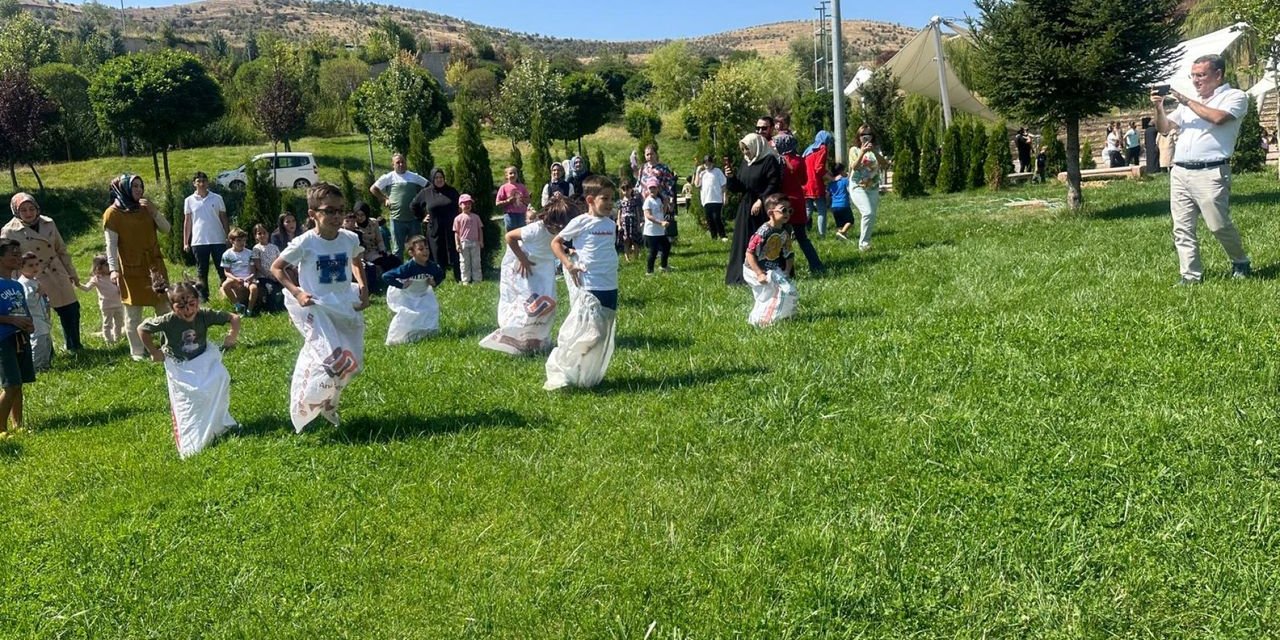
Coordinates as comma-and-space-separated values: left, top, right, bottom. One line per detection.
550, 161, 565, 175
567, 156, 584, 180
803, 131, 832, 157
109, 174, 143, 211
429, 167, 446, 184
740, 133, 779, 166
772, 133, 799, 155
9, 192, 36, 220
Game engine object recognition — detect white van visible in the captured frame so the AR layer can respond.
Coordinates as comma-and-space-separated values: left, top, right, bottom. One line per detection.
216, 152, 320, 190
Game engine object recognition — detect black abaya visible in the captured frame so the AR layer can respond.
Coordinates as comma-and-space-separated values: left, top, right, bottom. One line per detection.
724, 157, 782, 286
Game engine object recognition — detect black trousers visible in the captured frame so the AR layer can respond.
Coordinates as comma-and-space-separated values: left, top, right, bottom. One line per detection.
704, 202, 725, 239
54, 301, 82, 351
645, 235, 670, 273
792, 225, 824, 274
191, 243, 227, 298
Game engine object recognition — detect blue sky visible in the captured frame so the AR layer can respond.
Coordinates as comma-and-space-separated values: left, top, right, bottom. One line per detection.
101, 0, 979, 41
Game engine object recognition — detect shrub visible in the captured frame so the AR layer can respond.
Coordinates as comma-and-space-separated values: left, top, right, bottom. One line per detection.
985, 122, 1015, 190
968, 123, 988, 189
1080, 139, 1096, 170
937, 124, 967, 193
623, 102, 662, 140
891, 112, 926, 198
1232, 106, 1266, 173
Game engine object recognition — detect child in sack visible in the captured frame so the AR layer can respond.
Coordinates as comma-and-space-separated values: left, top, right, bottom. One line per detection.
545, 176, 619, 390
381, 235, 445, 345
479, 199, 572, 356
0, 239, 35, 438
138, 280, 241, 458
271, 183, 370, 431
78, 255, 125, 343
744, 194, 799, 327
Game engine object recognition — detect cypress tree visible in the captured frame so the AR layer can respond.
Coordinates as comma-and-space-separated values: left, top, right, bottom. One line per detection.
529, 109, 553, 202
891, 112, 926, 198
1079, 139, 1096, 170
919, 124, 940, 189
407, 119, 434, 175
985, 122, 1016, 190
594, 148, 607, 179
1232, 106, 1265, 173
937, 124, 967, 193
968, 124, 989, 189
451, 97, 499, 267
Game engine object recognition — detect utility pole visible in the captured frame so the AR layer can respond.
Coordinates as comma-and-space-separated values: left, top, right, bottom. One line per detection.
932, 16, 954, 130
813, 2, 830, 92
831, 1, 847, 162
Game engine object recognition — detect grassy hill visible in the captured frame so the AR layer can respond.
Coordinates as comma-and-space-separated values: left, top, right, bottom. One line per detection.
18, 0, 916, 60
4, 115, 1280, 635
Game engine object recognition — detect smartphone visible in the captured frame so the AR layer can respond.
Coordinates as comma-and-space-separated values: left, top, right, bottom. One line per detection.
1152, 84, 1171, 96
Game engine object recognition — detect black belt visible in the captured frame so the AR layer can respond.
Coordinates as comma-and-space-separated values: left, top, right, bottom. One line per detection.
1174, 159, 1228, 170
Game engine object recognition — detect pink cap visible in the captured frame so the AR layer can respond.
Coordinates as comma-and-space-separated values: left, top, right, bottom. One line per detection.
459, 194, 473, 203
642, 177, 659, 188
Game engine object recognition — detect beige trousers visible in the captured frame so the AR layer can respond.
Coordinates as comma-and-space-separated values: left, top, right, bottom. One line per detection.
1170, 165, 1247, 280
124, 304, 165, 358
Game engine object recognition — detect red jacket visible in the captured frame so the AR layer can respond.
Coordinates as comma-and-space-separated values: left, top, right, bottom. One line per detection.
778, 153, 808, 225
802, 146, 828, 199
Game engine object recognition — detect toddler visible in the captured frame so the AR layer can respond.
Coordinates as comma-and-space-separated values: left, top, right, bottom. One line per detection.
17, 253, 51, 371
78, 255, 125, 343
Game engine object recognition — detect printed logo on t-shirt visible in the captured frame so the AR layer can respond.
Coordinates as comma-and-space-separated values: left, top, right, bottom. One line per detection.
316, 254, 348, 284
181, 329, 199, 354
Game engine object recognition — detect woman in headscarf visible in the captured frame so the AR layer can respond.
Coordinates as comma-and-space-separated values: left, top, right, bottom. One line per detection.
566, 155, 592, 202
102, 174, 170, 360
724, 132, 782, 286
2, 193, 82, 352
775, 133, 824, 276
802, 130, 833, 237
541, 162, 573, 206
410, 167, 461, 282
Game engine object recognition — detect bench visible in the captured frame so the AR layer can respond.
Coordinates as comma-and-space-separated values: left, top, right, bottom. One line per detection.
1057, 165, 1149, 182
1008, 171, 1034, 184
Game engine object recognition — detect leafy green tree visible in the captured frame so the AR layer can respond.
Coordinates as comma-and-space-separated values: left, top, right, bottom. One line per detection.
985, 122, 1016, 190
853, 68, 902, 157
968, 123, 989, 189
316, 57, 370, 135
350, 51, 451, 156
378, 17, 417, 53
623, 102, 663, 140
89, 49, 225, 214
451, 96, 498, 266
1232, 105, 1266, 173
891, 112, 926, 198
0, 70, 58, 190
0, 12, 57, 72
239, 156, 278, 231
528, 109, 553, 201
560, 72, 616, 154
645, 42, 702, 110
31, 63, 100, 162
492, 57, 567, 149
971, 0, 1183, 209
586, 54, 638, 106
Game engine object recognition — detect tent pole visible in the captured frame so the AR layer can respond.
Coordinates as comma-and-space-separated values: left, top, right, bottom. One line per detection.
831, 0, 847, 163
932, 16, 953, 129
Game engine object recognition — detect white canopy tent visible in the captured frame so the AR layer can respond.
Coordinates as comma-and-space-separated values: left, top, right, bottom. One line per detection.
871, 16, 999, 126
842, 68, 874, 98
1156, 23, 1249, 98
1249, 76, 1275, 112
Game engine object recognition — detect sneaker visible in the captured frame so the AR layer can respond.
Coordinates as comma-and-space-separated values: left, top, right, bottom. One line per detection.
1231, 262, 1252, 279
233, 303, 247, 315
131, 354, 149, 362
1176, 277, 1203, 287
859, 243, 872, 252
660, 266, 673, 273
645, 271, 655, 277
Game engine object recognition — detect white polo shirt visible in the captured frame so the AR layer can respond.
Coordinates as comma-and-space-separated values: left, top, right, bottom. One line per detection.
1169, 83, 1249, 163
183, 191, 227, 246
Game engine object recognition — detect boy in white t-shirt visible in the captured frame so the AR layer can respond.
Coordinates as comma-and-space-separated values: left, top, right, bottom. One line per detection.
219, 227, 259, 315
271, 183, 370, 431
546, 175, 619, 390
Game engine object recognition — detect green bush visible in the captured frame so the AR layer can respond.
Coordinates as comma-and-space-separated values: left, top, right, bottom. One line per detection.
593, 148, 607, 178
968, 124, 988, 189
623, 102, 662, 140
1080, 139, 1097, 170
937, 124, 967, 193
891, 112, 926, 198
1232, 106, 1266, 173
1041, 124, 1067, 176
239, 157, 279, 230
407, 119, 434, 175
919, 125, 941, 189
985, 122, 1016, 190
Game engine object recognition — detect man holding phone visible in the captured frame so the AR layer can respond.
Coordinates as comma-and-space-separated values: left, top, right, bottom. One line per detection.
1152, 53, 1251, 285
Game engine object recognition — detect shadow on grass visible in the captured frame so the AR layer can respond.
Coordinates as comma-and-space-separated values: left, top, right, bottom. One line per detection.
37, 406, 142, 431
1090, 199, 1167, 220
439, 322, 492, 340
796, 307, 884, 323
48, 345, 129, 372
326, 408, 537, 443
589, 365, 767, 394
1248, 262, 1280, 281
822, 251, 901, 274
1235, 190, 1280, 208
616, 334, 694, 351
0, 439, 23, 461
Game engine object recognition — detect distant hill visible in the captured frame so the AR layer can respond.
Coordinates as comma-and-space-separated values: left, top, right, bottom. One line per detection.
17, 0, 916, 61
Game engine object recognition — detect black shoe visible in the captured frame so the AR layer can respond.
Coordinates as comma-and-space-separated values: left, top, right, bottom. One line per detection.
1176, 277, 1203, 287
1232, 262, 1252, 279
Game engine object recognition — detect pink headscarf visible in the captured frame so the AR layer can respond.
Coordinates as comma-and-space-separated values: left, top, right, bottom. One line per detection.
9, 192, 37, 224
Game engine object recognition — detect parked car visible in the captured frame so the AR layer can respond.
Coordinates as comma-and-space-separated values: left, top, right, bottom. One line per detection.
217, 152, 320, 190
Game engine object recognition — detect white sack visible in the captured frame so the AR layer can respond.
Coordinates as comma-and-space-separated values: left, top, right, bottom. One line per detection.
165, 344, 236, 459
479, 253, 558, 355
385, 284, 440, 346
284, 287, 365, 432
544, 278, 615, 390
745, 265, 799, 327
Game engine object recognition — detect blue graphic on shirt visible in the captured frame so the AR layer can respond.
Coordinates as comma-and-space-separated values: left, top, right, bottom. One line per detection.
316, 254, 349, 284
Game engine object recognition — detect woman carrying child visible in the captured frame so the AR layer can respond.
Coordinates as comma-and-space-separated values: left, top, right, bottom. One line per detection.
479, 199, 572, 356
138, 280, 241, 458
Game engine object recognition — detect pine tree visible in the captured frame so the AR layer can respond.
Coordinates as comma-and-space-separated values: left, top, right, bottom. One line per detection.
1232, 105, 1266, 173
891, 113, 926, 198
985, 122, 1016, 190
1041, 123, 1067, 177
593, 148, 607, 179
1079, 139, 1096, 170
360, 165, 381, 217
529, 109, 553, 200
340, 166, 358, 208
507, 144, 523, 184
240, 156, 279, 230
919, 124, 940, 190
452, 97, 498, 266
968, 124, 989, 189
407, 119, 434, 175
937, 124, 967, 193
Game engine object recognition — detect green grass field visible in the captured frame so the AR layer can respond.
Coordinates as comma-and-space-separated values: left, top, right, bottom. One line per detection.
3, 132, 1280, 637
